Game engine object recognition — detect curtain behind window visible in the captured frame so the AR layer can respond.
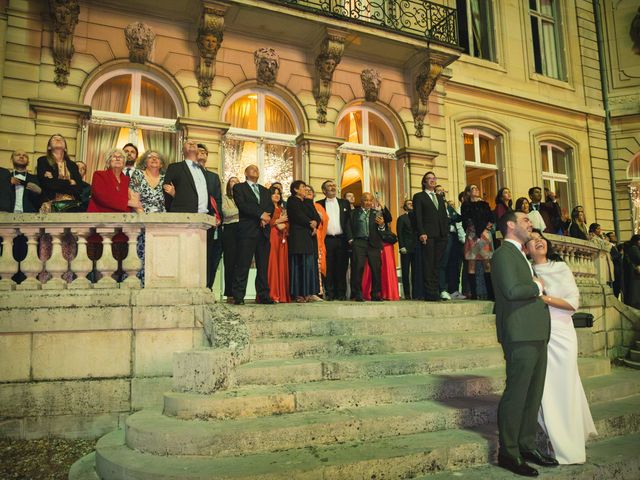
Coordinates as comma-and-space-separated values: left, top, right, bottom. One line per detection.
225, 96, 257, 129
85, 125, 119, 179
369, 155, 391, 209
91, 75, 131, 113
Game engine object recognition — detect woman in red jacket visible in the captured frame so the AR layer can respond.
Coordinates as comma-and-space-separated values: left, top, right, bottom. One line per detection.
88, 148, 142, 212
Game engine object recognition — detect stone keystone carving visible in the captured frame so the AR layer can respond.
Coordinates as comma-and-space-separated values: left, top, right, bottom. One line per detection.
254, 48, 280, 87
361, 68, 381, 102
196, 3, 226, 107
125, 22, 156, 64
313, 30, 347, 124
412, 55, 445, 138
48, 0, 80, 88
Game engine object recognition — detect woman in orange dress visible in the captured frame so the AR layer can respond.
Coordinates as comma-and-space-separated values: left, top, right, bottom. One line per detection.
267, 185, 290, 303
307, 185, 329, 298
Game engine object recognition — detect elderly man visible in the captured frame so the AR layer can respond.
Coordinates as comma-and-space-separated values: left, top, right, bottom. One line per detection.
0, 150, 42, 213
231, 165, 275, 305
316, 179, 350, 300
163, 140, 221, 290
346, 192, 386, 302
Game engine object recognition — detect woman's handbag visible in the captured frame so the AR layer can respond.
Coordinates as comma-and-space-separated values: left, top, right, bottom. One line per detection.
572, 312, 594, 328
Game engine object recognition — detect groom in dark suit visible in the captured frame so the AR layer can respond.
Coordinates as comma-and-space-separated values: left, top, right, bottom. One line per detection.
492, 211, 557, 477
231, 164, 275, 305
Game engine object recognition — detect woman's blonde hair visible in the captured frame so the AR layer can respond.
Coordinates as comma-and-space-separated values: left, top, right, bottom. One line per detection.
104, 148, 126, 170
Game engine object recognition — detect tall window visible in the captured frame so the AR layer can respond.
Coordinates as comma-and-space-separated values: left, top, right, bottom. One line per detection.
83, 70, 181, 177
463, 128, 501, 208
456, 0, 496, 61
222, 91, 298, 187
529, 0, 565, 80
541, 142, 572, 216
336, 107, 404, 222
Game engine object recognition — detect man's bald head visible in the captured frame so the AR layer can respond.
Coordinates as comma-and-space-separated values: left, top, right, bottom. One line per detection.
245, 164, 259, 182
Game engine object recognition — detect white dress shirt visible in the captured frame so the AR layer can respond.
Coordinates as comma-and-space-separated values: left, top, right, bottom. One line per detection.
12, 172, 26, 213
324, 197, 343, 236
185, 159, 209, 214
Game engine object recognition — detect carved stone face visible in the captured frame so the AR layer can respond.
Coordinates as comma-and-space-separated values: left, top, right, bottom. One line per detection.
201, 34, 218, 53
322, 58, 336, 76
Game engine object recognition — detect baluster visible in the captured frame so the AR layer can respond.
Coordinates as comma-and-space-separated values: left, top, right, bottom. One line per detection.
16, 227, 43, 290
121, 226, 142, 289
94, 228, 118, 288
0, 227, 19, 290
69, 227, 93, 289
42, 227, 67, 290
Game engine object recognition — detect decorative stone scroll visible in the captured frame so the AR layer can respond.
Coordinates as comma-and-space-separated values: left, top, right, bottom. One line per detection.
412, 54, 444, 138
124, 22, 156, 64
313, 29, 347, 124
196, 2, 227, 107
254, 48, 280, 87
360, 68, 381, 102
48, 0, 80, 87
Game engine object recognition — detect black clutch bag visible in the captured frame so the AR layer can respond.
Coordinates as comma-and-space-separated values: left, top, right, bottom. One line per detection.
572, 312, 594, 328
381, 230, 398, 245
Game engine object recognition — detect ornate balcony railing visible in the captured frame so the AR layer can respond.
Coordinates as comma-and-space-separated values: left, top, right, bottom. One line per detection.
268, 0, 459, 47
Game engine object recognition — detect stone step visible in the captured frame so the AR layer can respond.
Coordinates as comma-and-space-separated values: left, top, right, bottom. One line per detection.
130, 391, 640, 458
68, 451, 99, 480
248, 314, 496, 339
234, 347, 506, 386
249, 330, 499, 360
165, 361, 624, 421
623, 358, 640, 370
630, 349, 640, 362
233, 300, 495, 323
93, 426, 494, 480
422, 432, 640, 480
127, 396, 500, 457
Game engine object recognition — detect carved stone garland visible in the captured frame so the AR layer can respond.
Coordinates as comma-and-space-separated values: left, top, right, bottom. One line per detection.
125, 22, 156, 64
48, 0, 80, 88
412, 56, 444, 138
254, 48, 280, 87
361, 68, 381, 102
196, 4, 226, 108
313, 30, 346, 124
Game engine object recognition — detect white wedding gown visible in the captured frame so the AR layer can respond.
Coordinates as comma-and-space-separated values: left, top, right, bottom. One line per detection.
533, 260, 597, 464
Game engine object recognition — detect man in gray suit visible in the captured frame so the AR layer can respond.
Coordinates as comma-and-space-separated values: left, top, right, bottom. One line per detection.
491, 211, 557, 476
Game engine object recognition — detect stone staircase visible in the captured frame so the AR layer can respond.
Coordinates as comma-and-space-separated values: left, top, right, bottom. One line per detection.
624, 339, 640, 370
69, 301, 640, 479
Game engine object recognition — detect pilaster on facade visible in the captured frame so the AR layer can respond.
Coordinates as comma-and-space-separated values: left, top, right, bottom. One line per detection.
295, 132, 345, 188
396, 146, 438, 195
175, 116, 231, 172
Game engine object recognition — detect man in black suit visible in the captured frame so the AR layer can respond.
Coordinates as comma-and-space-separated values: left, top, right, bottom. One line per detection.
231, 164, 275, 305
0, 151, 42, 213
196, 143, 223, 287
412, 171, 449, 301
346, 192, 386, 302
397, 199, 416, 300
316, 179, 350, 300
163, 139, 222, 290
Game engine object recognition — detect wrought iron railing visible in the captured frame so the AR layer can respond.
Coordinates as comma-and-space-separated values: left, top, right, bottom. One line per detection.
266, 0, 459, 47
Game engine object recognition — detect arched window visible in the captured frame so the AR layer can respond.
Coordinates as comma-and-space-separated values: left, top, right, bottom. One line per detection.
222, 90, 299, 187
463, 128, 503, 207
627, 152, 640, 180
336, 106, 403, 220
83, 69, 181, 177
540, 142, 573, 216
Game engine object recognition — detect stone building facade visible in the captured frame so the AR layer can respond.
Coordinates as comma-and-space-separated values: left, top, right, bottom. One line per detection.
0, 0, 638, 233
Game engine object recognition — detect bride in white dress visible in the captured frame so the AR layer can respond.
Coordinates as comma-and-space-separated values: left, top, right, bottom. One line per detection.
526, 230, 597, 464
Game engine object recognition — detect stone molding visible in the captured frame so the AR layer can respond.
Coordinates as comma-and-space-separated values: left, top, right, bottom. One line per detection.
48, 0, 80, 88
313, 29, 347, 124
360, 68, 381, 102
196, 2, 227, 107
124, 22, 156, 64
254, 47, 280, 87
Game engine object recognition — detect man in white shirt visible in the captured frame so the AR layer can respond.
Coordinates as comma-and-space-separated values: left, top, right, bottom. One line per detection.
316, 180, 351, 300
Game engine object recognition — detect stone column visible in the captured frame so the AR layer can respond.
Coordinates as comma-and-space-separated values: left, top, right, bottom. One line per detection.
121, 226, 142, 289
295, 133, 344, 191
69, 227, 92, 289
175, 117, 230, 176
16, 227, 43, 290
95, 228, 118, 288
0, 227, 18, 290
42, 227, 67, 290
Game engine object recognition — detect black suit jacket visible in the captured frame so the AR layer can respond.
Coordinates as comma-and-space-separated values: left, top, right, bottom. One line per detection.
0, 168, 14, 212
0, 169, 42, 213
397, 213, 417, 253
412, 190, 449, 239
288, 195, 321, 255
233, 181, 275, 239
36, 156, 82, 201
346, 207, 385, 249
316, 197, 350, 235
163, 161, 220, 216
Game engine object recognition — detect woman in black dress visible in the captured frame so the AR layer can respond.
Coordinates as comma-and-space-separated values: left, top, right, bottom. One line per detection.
36, 134, 83, 212
287, 180, 321, 303
623, 234, 640, 309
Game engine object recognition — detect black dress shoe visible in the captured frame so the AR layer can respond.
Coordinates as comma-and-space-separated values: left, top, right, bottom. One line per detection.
497, 453, 539, 477
234, 299, 245, 305
354, 296, 364, 302
257, 297, 275, 305
371, 296, 384, 302
521, 450, 559, 467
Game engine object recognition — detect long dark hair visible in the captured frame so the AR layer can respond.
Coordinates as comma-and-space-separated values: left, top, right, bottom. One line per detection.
269, 185, 284, 208
515, 197, 529, 213
530, 228, 563, 262
495, 187, 512, 210
45, 133, 72, 167
225, 177, 239, 199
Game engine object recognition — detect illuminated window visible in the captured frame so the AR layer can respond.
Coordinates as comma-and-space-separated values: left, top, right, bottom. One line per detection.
83, 70, 181, 177
463, 128, 502, 208
222, 91, 298, 188
541, 142, 573, 216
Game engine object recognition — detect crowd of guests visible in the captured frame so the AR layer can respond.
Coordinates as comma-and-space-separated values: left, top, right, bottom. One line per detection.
0, 133, 638, 308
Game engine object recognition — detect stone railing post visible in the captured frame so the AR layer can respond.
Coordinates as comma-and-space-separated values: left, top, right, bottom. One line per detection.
16, 227, 43, 290
121, 226, 142, 289
95, 228, 119, 288
43, 227, 68, 290
0, 227, 18, 290
69, 227, 93, 289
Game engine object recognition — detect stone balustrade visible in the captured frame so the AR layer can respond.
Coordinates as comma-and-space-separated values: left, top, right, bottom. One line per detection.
0, 213, 215, 291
